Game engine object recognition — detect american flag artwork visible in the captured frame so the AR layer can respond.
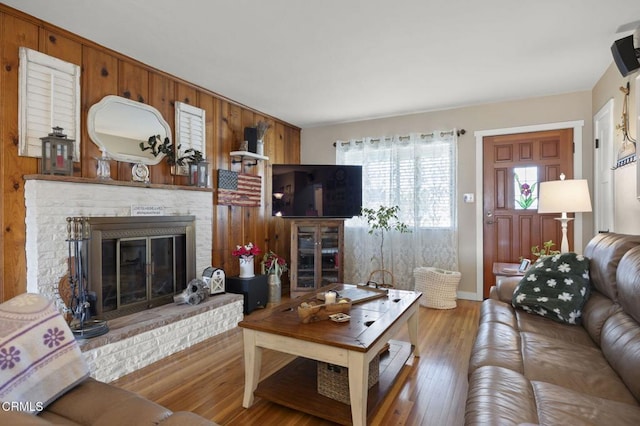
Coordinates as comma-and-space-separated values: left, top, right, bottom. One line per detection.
217, 169, 262, 207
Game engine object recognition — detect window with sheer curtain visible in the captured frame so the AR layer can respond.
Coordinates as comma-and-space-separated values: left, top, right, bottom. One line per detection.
336, 131, 458, 290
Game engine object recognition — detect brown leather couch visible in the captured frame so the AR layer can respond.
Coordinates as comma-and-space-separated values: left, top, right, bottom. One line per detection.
465, 233, 640, 425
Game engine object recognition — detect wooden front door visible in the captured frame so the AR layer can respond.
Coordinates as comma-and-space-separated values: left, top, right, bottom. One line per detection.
482, 129, 574, 298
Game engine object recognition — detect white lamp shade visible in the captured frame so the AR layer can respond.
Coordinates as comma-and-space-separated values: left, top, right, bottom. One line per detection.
538, 179, 592, 214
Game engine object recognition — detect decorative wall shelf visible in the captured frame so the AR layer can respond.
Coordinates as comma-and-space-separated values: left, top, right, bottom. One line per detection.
230, 151, 269, 166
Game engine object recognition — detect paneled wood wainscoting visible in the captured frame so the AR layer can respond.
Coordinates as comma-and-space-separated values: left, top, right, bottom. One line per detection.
112, 299, 481, 425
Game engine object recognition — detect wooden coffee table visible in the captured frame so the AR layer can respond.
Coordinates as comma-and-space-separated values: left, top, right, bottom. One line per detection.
239, 284, 421, 426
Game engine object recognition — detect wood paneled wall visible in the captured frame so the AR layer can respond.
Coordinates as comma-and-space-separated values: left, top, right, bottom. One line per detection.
0, 5, 300, 301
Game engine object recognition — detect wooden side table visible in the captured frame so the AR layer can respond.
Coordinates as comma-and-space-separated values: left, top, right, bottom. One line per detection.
492, 262, 525, 283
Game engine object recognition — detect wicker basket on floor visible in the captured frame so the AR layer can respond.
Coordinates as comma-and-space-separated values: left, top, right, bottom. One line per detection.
317, 355, 380, 405
414, 266, 461, 309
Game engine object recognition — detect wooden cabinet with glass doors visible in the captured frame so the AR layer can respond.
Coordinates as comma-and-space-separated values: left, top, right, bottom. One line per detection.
290, 220, 344, 298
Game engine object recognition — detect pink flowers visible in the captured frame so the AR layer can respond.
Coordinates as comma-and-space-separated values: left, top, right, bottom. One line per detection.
232, 242, 261, 258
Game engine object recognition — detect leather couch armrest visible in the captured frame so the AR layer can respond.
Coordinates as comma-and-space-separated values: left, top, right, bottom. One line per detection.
490, 276, 522, 303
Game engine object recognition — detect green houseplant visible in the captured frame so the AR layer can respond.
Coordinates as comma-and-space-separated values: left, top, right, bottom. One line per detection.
139, 135, 202, 167
361, 205, 410, 286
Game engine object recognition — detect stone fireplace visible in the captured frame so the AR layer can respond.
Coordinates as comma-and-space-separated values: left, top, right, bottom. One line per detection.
23, 176, 244, 382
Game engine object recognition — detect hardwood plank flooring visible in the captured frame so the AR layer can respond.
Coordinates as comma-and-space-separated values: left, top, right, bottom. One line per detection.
111, 298, 481, 425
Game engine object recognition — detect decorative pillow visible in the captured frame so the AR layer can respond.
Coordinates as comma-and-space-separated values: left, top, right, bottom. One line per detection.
512, 253, 591, 324
0, 293, 89, 414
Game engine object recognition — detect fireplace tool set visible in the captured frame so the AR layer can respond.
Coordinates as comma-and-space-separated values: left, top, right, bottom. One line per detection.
66, 216, 109, 338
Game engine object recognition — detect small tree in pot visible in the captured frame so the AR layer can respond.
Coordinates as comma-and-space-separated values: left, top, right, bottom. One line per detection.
361, 205, 410, 287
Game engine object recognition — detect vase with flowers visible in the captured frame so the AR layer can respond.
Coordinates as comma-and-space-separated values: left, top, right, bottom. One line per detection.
261, 251, 288, 304
233, 242, 261, 278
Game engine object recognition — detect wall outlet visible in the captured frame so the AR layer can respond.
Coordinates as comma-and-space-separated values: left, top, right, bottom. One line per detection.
463, 193, 475, 203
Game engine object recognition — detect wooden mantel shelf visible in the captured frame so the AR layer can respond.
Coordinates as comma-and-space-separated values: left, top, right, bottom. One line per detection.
23, 174, 213, 192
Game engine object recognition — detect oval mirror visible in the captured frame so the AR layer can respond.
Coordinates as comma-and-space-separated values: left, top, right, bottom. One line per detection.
87, 95, 171, 165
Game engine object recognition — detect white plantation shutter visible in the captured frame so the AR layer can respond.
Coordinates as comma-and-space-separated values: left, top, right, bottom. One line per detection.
175, 101, 206, 174
19, 47, 80, 159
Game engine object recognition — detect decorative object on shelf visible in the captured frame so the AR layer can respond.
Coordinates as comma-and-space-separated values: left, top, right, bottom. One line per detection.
186, 150, 207, 187
217, 169, 262, 206
261, 251, 288, 305
202, 267, 225, 295
65, 217, 109, 338
95, 150, 112, 180
40, 126, 75, 176
244, 127, 258, 153
361, 205, 410, 288
173, 278, 209, 305
613, 82, 637, 170
256, 120, 270, 156
131, 162, 150, 183
233, 242, 261, 278
537, 173, 593, 253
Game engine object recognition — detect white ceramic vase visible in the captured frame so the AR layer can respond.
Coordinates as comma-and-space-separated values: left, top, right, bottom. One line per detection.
239, 256, 255, 278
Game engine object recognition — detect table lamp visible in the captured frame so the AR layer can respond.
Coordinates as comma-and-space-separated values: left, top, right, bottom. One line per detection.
537, 173, 592, 253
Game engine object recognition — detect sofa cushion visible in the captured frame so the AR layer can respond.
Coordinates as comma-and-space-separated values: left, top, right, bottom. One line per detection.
584, 233, 640, 302
600, 311, 640, 402
617, 246, 640, 323
0, 293, 89, 414
521, 332, 637, 405
465, 366, 538, 425
532, 381, 640, 426
512, 252, 590, 324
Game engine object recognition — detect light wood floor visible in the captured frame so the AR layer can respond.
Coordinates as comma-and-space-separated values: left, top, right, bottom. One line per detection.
112, 298, 481, 425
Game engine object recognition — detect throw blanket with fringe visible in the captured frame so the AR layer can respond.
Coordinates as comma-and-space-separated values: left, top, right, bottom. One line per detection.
0, 293, 89, 414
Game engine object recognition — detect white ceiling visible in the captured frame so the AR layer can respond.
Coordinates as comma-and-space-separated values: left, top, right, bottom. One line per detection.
4, 1, 640, 128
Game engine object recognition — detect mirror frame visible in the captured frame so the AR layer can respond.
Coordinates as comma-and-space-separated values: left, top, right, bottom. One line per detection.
87, 95, 171, 165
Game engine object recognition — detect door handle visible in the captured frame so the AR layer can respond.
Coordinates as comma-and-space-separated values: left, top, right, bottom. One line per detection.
486, 210, 493, 224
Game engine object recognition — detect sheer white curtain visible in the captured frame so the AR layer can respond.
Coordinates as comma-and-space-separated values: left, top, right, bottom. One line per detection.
336, 131, 458, 290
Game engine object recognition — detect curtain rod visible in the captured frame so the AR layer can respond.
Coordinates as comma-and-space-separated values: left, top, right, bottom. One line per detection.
332, 129, 465, 147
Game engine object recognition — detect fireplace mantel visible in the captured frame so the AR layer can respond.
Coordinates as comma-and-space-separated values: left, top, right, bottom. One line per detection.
24, 174, 213, 192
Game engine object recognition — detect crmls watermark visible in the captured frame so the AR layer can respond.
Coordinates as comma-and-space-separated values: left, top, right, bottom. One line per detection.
1, 401, 44, 412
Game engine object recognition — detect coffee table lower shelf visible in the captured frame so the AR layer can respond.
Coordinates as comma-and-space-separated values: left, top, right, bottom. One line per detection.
253, 340, 413, 425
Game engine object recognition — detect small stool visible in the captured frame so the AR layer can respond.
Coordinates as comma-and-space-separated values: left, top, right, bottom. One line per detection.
414, 267, 461, 309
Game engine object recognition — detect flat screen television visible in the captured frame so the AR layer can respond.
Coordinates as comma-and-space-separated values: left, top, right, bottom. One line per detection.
271, 164, 362, 218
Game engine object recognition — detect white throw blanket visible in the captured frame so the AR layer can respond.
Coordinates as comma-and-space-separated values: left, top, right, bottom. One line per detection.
0, 293, 89, 414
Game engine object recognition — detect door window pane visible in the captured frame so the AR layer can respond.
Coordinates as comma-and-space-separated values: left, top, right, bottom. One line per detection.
514, 167, 538, 210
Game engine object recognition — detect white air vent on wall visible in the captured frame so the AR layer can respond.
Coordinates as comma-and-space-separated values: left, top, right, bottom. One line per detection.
18, 47, 80, 160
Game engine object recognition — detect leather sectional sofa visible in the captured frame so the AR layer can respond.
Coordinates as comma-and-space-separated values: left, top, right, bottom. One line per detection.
465, 233, 640, 425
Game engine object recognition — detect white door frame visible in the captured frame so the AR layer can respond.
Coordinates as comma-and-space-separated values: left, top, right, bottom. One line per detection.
473, 120, 585, 301
593, 99, 615, 233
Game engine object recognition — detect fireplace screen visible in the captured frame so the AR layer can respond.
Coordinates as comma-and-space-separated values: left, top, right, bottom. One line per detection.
88, 216, 195, 320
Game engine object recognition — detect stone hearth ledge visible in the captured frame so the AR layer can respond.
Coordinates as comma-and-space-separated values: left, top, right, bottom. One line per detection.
79, 293, 244, 383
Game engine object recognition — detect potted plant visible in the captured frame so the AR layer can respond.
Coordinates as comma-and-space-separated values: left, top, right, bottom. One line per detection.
361, 205, 410, 287
232, 242, 261, 278
531, 240, 560, 261
140, 135, 205, 184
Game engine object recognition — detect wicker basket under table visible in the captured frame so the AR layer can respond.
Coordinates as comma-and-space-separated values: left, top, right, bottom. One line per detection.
317, 355, 380, 405
414, 266, 461, 309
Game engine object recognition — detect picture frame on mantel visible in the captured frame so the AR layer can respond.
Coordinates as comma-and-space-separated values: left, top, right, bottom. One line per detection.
175, 102, 206, 176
